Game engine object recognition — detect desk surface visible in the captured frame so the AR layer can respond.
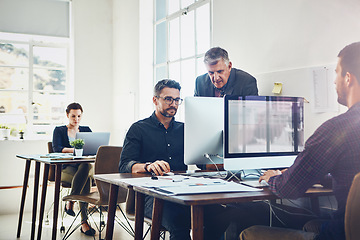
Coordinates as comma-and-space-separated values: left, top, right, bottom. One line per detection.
95, 173, 333, 206
16, 154, 95, 164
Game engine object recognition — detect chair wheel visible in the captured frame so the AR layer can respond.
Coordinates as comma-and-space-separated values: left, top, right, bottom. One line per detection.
60, 226, 65, 233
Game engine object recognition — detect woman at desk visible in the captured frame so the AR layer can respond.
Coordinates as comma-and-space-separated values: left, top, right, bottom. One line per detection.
52, 102, 95, 236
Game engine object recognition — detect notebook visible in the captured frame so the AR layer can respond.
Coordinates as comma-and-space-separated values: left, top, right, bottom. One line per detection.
75, 132, 110, 156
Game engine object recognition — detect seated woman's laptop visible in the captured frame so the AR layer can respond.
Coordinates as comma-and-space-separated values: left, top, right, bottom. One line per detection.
75, 132, 110, 156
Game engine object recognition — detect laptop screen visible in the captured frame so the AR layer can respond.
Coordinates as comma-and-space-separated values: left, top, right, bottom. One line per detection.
75, 132, 110, 155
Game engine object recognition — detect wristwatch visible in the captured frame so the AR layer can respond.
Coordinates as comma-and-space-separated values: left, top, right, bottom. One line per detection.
144, 162, 152, 172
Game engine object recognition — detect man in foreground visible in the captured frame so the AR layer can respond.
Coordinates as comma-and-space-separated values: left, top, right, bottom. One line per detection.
240, 42, 360, 240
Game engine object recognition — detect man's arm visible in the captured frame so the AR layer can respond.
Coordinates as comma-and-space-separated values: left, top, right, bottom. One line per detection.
242, 76, 258, 96
119, 124, 171, 175
266, 120, 340, 199
119, 124, 143, 173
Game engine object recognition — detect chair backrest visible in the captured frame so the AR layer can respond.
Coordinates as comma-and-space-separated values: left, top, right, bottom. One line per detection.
47, 142, 56, 181
345, 172, 360, 240
94, 146, 127, 204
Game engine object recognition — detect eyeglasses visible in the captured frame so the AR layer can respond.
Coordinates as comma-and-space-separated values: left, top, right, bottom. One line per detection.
156, 96, 183, 105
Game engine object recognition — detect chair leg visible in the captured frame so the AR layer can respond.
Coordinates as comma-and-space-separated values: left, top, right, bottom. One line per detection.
114, 205, 135, 236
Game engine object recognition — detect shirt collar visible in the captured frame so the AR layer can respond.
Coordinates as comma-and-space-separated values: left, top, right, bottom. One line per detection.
150, 111, 175, 129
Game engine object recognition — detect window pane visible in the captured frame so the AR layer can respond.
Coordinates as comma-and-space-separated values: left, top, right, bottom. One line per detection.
180, 10, 194, 58
33, 46, 66, 68
181, 0, 194, 8
168, 0, 180, 15
169, 18, 180, 61
196, 3, 210, 54
156, 0, 166, 21
156, 66, 167, 82
32, 92, 67, 121
0, 67, 28, 90
0, 43, 29, 66
196, 57, 206, 76
181, 58, 195, 98
0, 91, 28, 114
156, 22, 167, 64
33, 69, 66, 91
169, 61, 180, 81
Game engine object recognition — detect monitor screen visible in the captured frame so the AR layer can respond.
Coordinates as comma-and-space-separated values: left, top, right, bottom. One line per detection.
184, 97, 224, 165
223, 95, 304, 171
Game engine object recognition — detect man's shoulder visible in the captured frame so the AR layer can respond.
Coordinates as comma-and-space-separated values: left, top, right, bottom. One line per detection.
130, 115, 153, 127
196, 72, 210, 83
232, 68, 256, 80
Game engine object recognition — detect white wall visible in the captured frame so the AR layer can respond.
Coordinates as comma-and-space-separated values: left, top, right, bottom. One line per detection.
212, 0, 360, 137
112, 0, 141, 146
72, 0, 115, 142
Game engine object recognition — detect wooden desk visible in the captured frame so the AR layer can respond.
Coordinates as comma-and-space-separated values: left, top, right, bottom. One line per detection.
16, 155, 95, 240
94, 173, 333, 240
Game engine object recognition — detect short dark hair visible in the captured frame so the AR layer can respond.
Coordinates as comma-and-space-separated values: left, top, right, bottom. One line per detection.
204, 47, 230, 66
154, 79, 181, 96
66, 102, 83, 114
338, 42, 360, 82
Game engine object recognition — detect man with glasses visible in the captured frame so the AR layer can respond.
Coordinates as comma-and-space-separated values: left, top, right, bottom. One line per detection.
194, 47, 258, 98
119, 79, 230, 240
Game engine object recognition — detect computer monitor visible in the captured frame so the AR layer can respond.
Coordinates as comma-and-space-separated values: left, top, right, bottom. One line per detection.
223, 95, 304, 171
75, 132, 110, 155
184, 97, 224, 165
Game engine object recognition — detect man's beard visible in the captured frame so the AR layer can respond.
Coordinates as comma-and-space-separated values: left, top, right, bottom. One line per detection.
160, 107, 177, 118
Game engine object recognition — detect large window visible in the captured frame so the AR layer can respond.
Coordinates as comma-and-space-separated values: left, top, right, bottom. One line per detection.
154, 0, 211, 100
0, 33, 71, 139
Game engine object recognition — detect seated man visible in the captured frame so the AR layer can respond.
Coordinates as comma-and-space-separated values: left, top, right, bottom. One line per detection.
240, 42, 360, 240
119, 79, 231, 240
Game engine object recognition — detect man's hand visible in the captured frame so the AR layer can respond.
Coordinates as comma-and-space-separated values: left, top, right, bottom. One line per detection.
259, 169, 283, 183
146, 160, 171, 176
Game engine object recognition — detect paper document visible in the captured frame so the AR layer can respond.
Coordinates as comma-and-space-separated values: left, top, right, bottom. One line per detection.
116, 176, 262, 196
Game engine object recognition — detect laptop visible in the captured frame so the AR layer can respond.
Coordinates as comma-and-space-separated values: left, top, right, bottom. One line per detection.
75, 132, 110, 156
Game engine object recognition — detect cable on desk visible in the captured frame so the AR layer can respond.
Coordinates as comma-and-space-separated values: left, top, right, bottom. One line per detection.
204, 153, 228, 179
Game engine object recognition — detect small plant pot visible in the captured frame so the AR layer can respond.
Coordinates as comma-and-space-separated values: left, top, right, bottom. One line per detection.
0, 129, 10, 139
74, 149, 83, 156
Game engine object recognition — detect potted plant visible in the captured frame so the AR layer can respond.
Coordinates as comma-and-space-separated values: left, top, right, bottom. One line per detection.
0, 125, 11, 140
70, 139, 85, 156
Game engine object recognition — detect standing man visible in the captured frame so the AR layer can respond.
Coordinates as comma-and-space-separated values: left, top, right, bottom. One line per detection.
240, 42, 360, 240
119, 79, 230, 240
194, 47, 258, 97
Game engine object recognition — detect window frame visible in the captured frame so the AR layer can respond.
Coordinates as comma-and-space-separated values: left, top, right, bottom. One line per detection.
0, 33, 72, 140
153, 0, 212, 99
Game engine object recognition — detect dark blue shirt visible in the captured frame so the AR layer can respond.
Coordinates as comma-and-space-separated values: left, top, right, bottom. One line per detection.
119, 112, 186, 173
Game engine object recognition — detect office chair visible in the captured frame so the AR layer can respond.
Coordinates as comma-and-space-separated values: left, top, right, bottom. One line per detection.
345, 172, 360, 240
45, 142, 71, 233
62, 146, 133, 240
125, 188, 167, 239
